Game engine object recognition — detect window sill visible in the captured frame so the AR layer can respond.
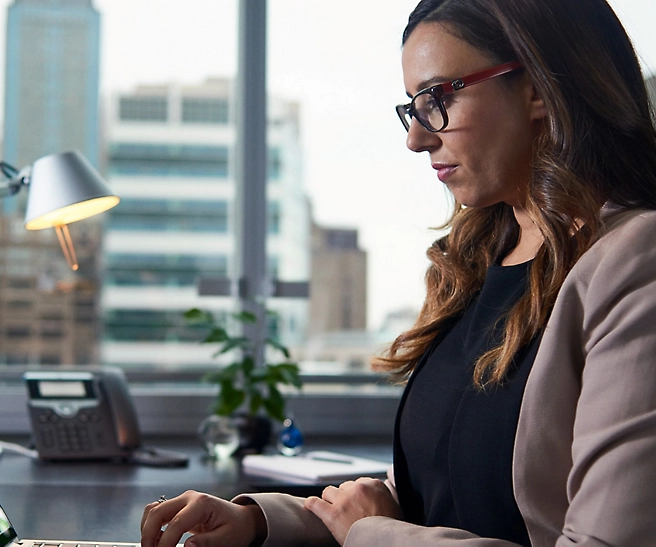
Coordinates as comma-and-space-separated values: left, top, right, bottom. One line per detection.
0, 381, 400, 437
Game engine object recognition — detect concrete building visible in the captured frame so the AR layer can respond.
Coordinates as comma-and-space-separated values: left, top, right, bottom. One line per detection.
101, 78, 310, 369
0, 0, 102, 366
308, 223, 367, 336
0, 216, 102, 365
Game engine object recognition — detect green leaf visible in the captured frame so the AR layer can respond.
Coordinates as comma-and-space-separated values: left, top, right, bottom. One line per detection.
249, 392, 264, 415
203, 371, 225, 384
216, 380, 245, 415
203, 362, 241, 384
184, 308, 214, 325
212, 336, 251, 356
231, 310, 258, 324
250, 368, 269, 382
261, 364, 281, 381
265, 337, 291, 358
203, 327, 229, 344
263, 386, 285, 422
242, 356, 255, 376
268, 363, 302, 388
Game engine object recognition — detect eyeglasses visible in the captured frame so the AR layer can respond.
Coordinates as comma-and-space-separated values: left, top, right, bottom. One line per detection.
396, 61, 523, 133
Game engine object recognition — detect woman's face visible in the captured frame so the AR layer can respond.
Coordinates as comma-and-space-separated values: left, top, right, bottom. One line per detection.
401, 22, 545, 209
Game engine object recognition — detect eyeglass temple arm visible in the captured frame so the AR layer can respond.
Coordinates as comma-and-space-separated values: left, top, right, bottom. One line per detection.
441, 61, 523, 94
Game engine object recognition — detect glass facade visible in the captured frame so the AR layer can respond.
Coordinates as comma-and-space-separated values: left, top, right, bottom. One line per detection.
108, 143, 230, 177
4, 0, 100, 168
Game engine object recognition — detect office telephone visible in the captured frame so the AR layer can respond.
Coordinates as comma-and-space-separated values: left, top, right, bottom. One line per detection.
23, 367, 188, 466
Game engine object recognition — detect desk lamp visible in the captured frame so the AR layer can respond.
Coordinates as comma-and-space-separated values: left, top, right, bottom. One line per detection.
0, 150, 119, 270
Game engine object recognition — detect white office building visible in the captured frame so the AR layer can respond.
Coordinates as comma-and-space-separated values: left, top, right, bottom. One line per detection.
100, 78, 310, 368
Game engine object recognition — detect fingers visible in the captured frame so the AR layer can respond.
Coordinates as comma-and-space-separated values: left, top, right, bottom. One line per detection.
181, 504, 264, 547
142, 491, 214, 547
309, 478, 404, 522
320, 485, 339, 504
141, 501, 157, 532
141, 491, 263, 547
303, 496, 333, 521
141, 493, 189, 547
320, 479, 381, 504
157, 502, 205, 547
304, 494, 350, 546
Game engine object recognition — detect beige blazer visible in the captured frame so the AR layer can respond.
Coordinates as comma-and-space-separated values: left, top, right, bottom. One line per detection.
237, 208, 656, 546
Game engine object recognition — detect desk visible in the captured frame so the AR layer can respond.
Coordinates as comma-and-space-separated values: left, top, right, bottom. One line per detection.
0, 436, 392, 542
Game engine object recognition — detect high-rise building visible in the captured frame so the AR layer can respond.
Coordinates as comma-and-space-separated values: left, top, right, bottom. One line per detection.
4, 0, 100, 170
0, 0, 102, 366
101, 78, 310, 368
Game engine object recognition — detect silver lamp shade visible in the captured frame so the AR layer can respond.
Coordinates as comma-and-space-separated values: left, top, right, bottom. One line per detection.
24, 150, 119, 231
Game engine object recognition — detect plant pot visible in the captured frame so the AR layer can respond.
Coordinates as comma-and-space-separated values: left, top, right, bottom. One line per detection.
197, 415, 240, 460
232, 413, 272, 454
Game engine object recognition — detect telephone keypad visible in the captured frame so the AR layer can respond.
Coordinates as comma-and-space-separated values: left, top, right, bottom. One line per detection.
36, 409, 104, 453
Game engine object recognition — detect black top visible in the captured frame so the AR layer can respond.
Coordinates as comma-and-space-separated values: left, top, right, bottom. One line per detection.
394, 262, 541, 546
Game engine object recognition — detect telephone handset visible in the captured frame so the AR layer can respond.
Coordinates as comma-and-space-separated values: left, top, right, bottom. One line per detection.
24, 367, 188, 466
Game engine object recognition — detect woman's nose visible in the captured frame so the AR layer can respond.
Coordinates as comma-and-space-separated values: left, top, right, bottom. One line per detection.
405, 118, 441, 153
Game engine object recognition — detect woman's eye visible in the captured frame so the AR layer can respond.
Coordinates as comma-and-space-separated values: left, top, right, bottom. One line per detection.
441, 94, 454, 108
423, 94, 440, 111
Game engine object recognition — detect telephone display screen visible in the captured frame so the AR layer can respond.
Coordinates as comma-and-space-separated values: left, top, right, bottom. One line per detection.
26, 378, 96, 400
38, 381, 87, 398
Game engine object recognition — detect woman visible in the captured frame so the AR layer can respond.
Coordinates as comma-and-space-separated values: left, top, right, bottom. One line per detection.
140, 0, 656, 545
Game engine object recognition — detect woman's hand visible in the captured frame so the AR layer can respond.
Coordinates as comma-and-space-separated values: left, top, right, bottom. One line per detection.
141, 490, 267, 547
304, 477, 403, 545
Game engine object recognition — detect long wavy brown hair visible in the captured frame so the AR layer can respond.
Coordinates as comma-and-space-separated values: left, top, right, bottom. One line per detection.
375, 0, 656, 387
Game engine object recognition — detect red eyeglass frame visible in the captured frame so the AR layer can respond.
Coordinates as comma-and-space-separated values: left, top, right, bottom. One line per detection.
396, 61, 524, 132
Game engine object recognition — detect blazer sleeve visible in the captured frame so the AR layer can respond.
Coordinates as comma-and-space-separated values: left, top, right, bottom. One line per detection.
232, 492, 337, 547
231, 465, 398, 547
235, 466, 525, 547
551, 212, 656, 545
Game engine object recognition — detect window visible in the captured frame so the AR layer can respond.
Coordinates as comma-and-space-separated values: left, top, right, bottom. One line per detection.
6, 326, 31, 338
4, 1, 651, 438
104, 309, 211, 342
119, 96, 168, 122
182, 97, 229, 124
267, 201, 280, 234
108, 144, 230, 177
108, 198, 229, 232
268, 147, 281, 179
7, 300, 32, 310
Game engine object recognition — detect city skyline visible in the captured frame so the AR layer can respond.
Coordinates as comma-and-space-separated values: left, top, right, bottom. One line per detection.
0, 0, 655, 329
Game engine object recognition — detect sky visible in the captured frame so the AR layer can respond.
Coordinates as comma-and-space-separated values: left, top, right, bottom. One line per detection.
1, 0, 655, 329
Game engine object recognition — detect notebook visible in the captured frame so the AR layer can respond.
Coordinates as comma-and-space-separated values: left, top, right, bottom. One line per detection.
242, 450, 391, 483
0, 504, 139, 547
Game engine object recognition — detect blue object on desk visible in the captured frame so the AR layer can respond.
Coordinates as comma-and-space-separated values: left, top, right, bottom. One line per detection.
278, 418, 303, 456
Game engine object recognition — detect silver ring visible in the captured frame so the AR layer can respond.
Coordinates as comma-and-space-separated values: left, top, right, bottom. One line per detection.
157, 495, 167, 504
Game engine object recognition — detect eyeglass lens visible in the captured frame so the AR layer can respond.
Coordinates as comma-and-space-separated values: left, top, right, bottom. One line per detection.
411, 91, 445, 132
397, 90, 446, 132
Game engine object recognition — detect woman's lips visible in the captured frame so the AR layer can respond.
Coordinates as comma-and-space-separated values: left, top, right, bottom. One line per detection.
432, 163, 458, 182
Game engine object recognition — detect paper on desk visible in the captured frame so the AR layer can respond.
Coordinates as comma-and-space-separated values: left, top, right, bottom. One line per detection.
242, 450, 390, 482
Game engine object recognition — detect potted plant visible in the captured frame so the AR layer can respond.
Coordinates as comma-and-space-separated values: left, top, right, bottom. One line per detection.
185, 307, 303, 456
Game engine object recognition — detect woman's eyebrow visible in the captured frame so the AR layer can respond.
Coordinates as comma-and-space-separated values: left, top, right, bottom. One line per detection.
407, 75, 449, 97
